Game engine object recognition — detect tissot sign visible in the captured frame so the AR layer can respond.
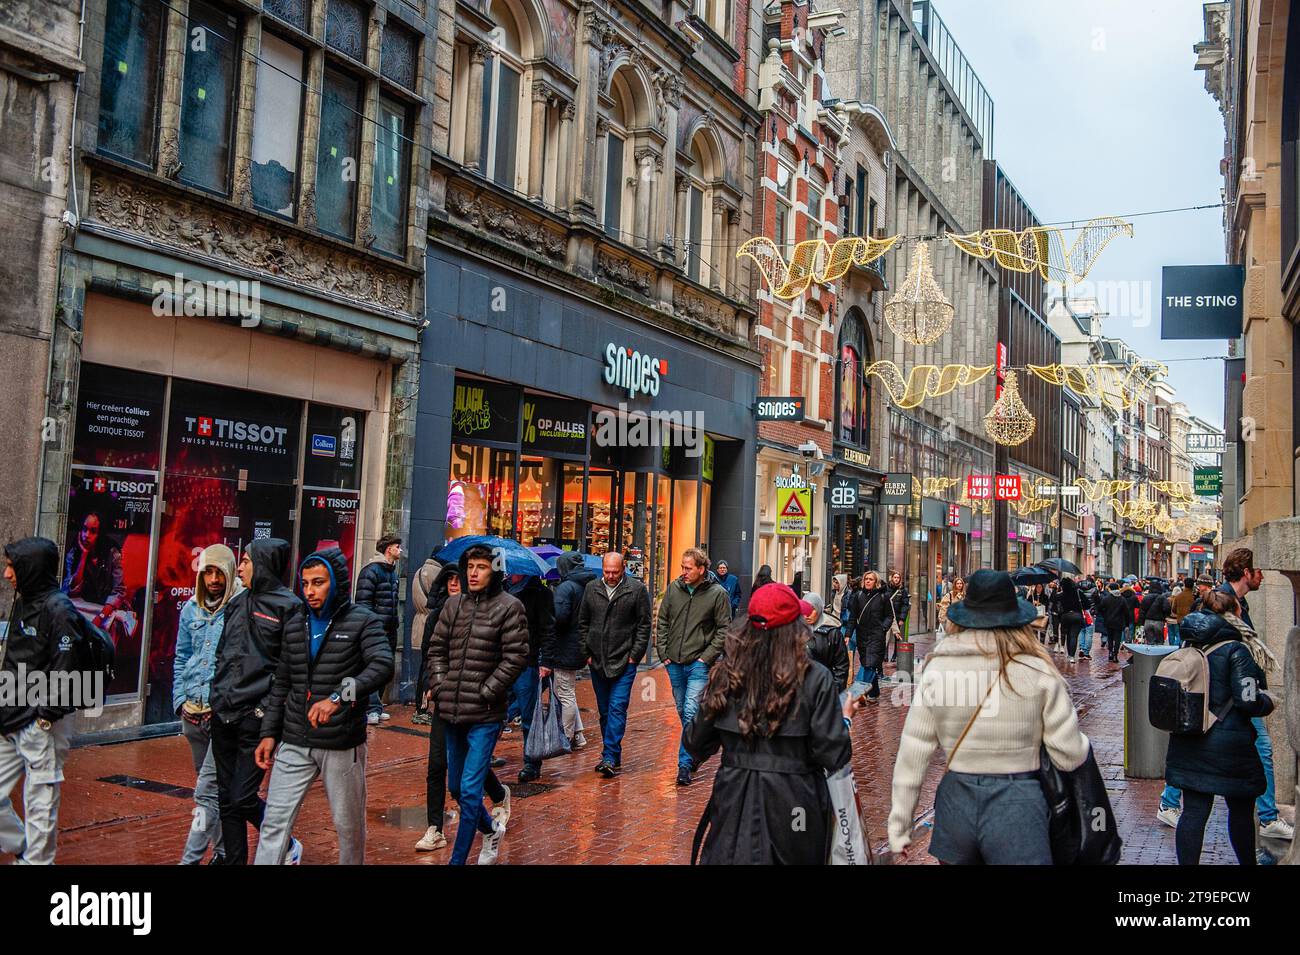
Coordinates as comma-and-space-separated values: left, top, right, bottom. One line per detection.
1161, 265, 1244, 340
604, 343, 665, 399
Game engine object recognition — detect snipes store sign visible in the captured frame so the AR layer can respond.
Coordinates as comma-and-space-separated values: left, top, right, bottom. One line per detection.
604, 343, 666, 399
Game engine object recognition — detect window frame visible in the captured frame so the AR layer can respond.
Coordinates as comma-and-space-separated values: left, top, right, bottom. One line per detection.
176, 0, 243, 197
96, 0, 166, 170
480, 53, 523, 190
250, 28, 308, 220
315, 64, 365, 242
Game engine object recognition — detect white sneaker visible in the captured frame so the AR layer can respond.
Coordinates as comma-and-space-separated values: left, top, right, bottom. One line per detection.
285, 837, 303, 865
378, 711, 392, 722
573, 734, 589, 749
477, 818, 505, 865
491, 784, 512, 828
1157, 807, 1181, 829
366, 712, 380, 725
1260, 818, 1295, 840
415, 826, 447, 851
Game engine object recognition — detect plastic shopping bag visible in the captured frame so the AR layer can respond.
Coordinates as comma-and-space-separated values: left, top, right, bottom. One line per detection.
523, 675, 572, 762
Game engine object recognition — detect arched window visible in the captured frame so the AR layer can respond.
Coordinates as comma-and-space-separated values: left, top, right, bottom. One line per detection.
602, 71, 637, 242
479, 3, 525, 189
837, 309, 872, 447
684, 132, 720, 287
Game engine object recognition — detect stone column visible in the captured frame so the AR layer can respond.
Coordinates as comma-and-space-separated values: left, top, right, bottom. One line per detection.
710, 195, 725, 290
558, 102, 575, 210
594, 116, 610, 224
574, 6, 613, 220
528, 83, 550, 200
726, 207, 740, 296
634, 147, 657, 254
464, 43, 488, 173
674, 176, 689, 269
653, 70, 683, 260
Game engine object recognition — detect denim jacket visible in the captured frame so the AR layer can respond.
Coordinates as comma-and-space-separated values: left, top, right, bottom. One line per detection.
172, 599, 227, 712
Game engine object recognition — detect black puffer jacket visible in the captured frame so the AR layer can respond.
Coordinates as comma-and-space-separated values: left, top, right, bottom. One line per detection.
211, 538, 299, 724
886, 584, 911, 627
579, 574, 652, 679
542, 554, 596, 670
0, 538, 82, 734
847, 587, 893, 670
354, 556, 400, 645
1164, 612, 1275, 799
427, 552, 530, 724
807, 623, 849, 688
260, 548, 393, 750
515, 576, 555, 669
1141, 591, 1171, 623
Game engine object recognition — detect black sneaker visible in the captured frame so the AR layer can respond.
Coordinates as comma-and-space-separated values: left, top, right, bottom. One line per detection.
596, 761, 617, 778
518, 766, 540, 784
676, 766, 692, 786
491, 756, 506, 768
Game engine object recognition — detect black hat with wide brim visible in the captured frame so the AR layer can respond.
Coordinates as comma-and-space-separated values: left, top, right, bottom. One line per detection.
944, 568, 1041, 630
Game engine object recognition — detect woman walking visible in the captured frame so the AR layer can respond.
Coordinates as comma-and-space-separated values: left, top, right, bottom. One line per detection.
887, 570, 1090, 864
937, 577, 965, 634
886, 571, 911, 661
847, 571, 893, 701
685, 584, 861, 864
1058, 574, 1086, 663
1165, 594, 1276, 865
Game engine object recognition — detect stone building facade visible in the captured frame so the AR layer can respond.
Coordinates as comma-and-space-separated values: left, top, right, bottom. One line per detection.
414, 0, 764, 603
28, 0, 434, 735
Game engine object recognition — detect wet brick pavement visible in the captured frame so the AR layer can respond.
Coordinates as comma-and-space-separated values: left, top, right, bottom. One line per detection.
8, 632, 1290, 865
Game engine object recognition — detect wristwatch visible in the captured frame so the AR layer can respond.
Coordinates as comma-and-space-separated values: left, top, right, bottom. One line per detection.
36, 718, 52, 732
328, 691, 343, 706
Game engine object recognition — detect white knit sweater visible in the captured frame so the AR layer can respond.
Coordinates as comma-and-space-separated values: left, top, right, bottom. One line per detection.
886, 630, 1090, 852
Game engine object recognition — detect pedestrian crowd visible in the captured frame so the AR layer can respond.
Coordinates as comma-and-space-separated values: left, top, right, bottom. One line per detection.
0, 533, 1292, 866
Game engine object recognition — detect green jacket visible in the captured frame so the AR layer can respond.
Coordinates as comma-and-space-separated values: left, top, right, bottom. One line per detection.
655, 577, 732, 665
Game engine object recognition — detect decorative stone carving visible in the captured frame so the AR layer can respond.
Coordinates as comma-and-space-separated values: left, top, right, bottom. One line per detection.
89, 174, 412, 312
561, 102, 577, 121
446, 185, 567, 262
596, 250, 651, 296
159, 133, 181, 180
672, 287, 732, 336
470, 41, 490, 63
651, 69, 683, 128
301, 184, 317, 228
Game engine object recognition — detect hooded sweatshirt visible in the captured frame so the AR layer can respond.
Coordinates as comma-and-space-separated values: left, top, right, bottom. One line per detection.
1, 537, 83, 733
173, 544, 241, 712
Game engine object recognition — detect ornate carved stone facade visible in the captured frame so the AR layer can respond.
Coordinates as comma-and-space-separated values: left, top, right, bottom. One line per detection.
89, 172, 415, 312
445, 184, 568, 262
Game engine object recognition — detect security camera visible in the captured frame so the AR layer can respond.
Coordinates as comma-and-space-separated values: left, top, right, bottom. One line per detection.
798, 440, 820, 459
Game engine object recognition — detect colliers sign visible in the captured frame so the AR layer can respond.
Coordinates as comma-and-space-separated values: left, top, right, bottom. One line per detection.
604, 343, 666, 399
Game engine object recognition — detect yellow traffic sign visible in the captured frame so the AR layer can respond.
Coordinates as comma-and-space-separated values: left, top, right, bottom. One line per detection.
776, 487, 811, 536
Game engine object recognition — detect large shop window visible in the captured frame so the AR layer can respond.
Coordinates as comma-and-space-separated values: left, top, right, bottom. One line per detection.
371, 95, 412, 256
69, 364, 367, 724
97, 0, 164, 166
178, 0, 240, 195
316, 68, 363, 240
250, 32, 306, 217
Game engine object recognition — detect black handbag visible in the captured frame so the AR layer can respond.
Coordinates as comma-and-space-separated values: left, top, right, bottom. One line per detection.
1037, 743, 1122, 865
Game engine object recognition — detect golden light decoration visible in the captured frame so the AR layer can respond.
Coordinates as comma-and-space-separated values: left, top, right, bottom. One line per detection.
1114, 488, 1161, 524
1149, 480, 1195, 504
739, 235, 899, 299
947, 217, 1133, 285
1026, 362, 1167, 411
1075, 478, 1135, 501
883, 241, 955, 345
984, 371, 1036, 447
865, 361, 994, 409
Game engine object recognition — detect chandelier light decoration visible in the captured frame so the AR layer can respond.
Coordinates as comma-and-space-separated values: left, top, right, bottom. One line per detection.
984, 371, 1036, 447
864, 361, 994, 409
739, 235, 899, 299
947, 217, 1134, 285
884, 241, 955, 344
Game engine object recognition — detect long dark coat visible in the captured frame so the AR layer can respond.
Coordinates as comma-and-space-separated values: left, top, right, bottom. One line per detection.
847, 587, 893, 671
684, 663, 851, 865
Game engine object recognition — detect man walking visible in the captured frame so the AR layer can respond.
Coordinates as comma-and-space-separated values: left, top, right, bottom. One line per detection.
0, 538, 80, 865
512, 573, 555, 784
655, 548, 731, 786
253, 547, 392, 864
578, 552, 651, 777
355, 534, 402, 725
173, 543, 239, 864
715, 560, 741, 618
428, 544, 529, 865
209, 538, 299, 865
540, 553, 593, 751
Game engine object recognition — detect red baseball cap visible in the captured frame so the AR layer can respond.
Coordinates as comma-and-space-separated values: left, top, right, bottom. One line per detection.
748, 584, 808, 630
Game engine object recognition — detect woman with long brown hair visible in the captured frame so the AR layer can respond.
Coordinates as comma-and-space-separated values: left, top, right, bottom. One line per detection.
887, 570, 1090, 864
847, 570, 893, 700
685, 585, 860, 865
937, 576, 966, 633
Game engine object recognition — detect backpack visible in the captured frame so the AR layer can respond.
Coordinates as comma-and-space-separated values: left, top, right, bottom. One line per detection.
42, 595, 117, 705
1148, 641, 1235, 735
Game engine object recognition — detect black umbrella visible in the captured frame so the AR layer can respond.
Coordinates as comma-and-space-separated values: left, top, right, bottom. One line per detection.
1035, 557, 1082, 575
1011, 565, 1056, 585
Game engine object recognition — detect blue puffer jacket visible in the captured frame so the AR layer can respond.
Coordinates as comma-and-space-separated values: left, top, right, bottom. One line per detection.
542, 553, 597, 670
173, 599, 227, 712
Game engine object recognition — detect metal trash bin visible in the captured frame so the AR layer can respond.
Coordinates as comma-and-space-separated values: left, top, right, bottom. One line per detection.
894, 642, 915, 683
1121, 643, 1179, 779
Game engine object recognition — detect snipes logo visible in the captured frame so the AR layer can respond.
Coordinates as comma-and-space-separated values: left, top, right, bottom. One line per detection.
50, 885, 151, 935
603, 343, 665, 399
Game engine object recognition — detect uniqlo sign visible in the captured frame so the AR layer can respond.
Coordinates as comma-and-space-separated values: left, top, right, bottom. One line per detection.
947, 504, 961, 527
966, 475, 993, 499
995, 475, 1022, 500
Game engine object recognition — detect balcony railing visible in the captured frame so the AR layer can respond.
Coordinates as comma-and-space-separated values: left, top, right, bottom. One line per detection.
911, 1, 995, 156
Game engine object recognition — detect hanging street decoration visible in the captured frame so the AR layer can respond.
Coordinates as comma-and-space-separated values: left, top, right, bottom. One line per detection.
1025, 361, 1166, 411
739, 235, 899, 299
884, 241, 956, 344
947, 217, 1134, 285
864, 361, 995, 409
984, 370, 1036, 446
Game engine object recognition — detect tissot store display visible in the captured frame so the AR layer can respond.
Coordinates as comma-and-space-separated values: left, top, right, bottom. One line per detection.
69, 363, 366, 724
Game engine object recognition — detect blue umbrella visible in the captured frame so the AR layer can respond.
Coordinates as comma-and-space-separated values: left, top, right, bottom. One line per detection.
529, 543, 565, 561
543, 552, 605, 581
434, 535, 551, 577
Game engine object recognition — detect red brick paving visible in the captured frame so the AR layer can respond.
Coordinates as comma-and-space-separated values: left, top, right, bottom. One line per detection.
6, 633, 1287, 865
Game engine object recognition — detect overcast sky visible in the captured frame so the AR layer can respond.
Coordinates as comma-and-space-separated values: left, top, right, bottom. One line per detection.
930, 0, 1227, 427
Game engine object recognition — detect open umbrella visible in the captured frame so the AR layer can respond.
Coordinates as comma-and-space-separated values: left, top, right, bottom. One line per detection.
1011, 565, 1056, 585
1035, 557, 1082, 575
434, 535, 551, 577
529, 543, 566, 561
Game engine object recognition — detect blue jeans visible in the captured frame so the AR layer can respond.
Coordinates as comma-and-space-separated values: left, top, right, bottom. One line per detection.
1162, 718, 1278, 822
367, 690, 383, 716
444, 721, 502, 865
590, 664, 638, 766
513, 665, 540, 773
1078, 625, 1093, 657
666, 660, 710, 769
1168, 621, 1181, 646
